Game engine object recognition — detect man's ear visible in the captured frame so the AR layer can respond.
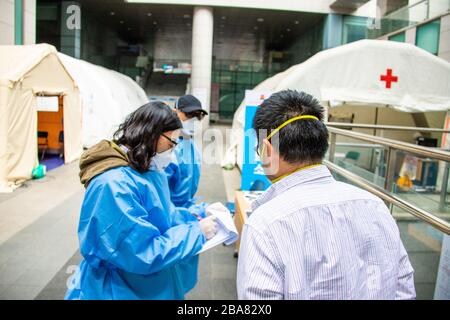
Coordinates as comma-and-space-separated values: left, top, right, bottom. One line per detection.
174, 109, 183, 119
263, 139, 272, 158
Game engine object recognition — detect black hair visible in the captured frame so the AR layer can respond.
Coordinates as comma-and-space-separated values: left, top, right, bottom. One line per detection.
113, 101, 182, 173
253, 89, 329, 164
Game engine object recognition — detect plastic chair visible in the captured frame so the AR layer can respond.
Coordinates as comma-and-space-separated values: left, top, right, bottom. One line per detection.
37, 131, 48, 160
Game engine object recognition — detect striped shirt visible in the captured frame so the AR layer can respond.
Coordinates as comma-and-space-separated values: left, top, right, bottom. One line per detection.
237, 165, 415, 300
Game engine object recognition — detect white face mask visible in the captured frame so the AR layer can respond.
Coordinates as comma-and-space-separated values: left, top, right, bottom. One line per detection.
182, 118, 199, 136
151, 148, 175, 171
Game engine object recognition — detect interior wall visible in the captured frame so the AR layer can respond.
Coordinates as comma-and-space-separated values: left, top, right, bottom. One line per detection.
213, 32, 265, 61
153, 27, 192, 61
424, 111, 447, 141
328, 105, 444, 170
0, 0, 15, 45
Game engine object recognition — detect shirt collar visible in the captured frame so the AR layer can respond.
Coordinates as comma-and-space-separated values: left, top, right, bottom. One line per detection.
251, 164, 334, 211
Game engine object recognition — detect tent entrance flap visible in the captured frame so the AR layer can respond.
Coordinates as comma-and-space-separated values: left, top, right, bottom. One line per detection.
37, 95, 64, 169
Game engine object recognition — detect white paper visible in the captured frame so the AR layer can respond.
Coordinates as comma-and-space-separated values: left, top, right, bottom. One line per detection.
36, 96, 59, 112
197, 202, 239, 254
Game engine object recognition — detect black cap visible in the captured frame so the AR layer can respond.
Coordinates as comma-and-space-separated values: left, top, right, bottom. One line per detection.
176, 95, 208, 115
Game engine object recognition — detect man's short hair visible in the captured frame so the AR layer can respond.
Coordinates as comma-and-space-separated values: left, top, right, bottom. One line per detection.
253, 89, 329, 164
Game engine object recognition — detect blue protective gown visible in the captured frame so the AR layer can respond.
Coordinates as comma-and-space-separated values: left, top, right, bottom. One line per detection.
165, 137, 201, 208
164, 136, 207, 294
64, 166, 206, 300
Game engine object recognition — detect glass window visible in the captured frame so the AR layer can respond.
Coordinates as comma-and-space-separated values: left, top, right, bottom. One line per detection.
251, 72, 267, 85
389, 32, 406, 42
416, 19, 440, 55
235, 72, 252, 85
219, 71, 235, 83
342, 16, 369, 44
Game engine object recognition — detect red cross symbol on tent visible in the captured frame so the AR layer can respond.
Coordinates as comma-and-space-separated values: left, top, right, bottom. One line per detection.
380, 68, 398, 89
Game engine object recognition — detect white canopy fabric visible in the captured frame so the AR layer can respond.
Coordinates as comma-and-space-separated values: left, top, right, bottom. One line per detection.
222, 39, 450, 168
58, 53, 148, 148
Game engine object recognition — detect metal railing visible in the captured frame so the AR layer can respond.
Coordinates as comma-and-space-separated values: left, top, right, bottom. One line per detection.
328, 126, 450, 194
325, 124, 450, 235
328, 126, 450, 162
324, 160, 450, 235
327, 122, 450, 134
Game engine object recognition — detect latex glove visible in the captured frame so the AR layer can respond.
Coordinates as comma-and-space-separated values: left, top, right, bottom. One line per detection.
199, 215, 218, 240
188, 202, 208, 220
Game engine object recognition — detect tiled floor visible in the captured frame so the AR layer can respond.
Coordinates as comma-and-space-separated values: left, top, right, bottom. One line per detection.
0, 162, 83, 300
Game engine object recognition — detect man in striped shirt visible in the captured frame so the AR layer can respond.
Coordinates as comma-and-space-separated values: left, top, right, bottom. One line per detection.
236, 90, 415, 300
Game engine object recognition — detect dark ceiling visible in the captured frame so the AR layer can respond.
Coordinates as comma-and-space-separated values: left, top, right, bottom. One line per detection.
38, 0, 325, 50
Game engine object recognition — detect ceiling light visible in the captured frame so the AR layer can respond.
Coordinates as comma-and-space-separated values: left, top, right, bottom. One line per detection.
120, 20, 124, 24
295, 20, 299, 24
153, 21, 157, 25
110, 12, 115, 16
257, 18, 264, 22
286, 28, 291, 32
147, 13, 152, 17
221, 16, 226, 20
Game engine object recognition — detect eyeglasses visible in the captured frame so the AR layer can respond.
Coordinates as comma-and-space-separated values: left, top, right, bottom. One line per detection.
161, 133, 178, 147
186, 111, 205, 121
255, 145, 261, 156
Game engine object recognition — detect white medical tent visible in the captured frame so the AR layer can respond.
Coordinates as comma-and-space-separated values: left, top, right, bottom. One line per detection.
58, 53, 148, 148
223, 39, 450, 169
0, 44, 148, 192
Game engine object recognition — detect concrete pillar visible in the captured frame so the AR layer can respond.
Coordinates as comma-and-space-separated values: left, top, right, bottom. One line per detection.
191, 6, 213, 121
14, 0, 23, 44
0, 0, 35, 45
323, 13, 343, 49
23, 0, 36, 45
438, 14, 450, 62
405, 27, 416, 44
60, 1, 81, 58
0, 0, 15, 45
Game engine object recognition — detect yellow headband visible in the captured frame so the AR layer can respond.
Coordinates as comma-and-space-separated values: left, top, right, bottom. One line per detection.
260, 115, 319, 158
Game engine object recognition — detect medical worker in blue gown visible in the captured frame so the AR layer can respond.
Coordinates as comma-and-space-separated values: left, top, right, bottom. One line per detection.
165, 95, 207, 210
164, 95, 209, 294
64, 101, 218, 300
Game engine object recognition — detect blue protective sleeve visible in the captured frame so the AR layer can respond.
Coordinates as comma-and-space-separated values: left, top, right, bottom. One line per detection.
79, 176, 206, 276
